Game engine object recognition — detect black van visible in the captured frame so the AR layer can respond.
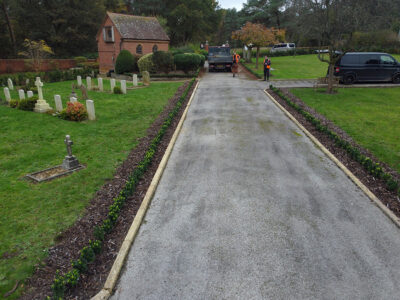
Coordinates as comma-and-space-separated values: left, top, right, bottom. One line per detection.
334, 52, 400, 84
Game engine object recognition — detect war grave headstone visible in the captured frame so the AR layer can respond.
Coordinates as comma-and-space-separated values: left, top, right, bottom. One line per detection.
70, 97, 77, 103
3, 87, 11, 102
54, 95, 63, 112
18, 89, 25, 100
121, 80, 127, 94
77, 75, 82, 87
86, 100, 96, 120
133, 74, 138, 87
7, 78, 14, 90
142, 71, 150, 86
110, 78, 116, 92
86, 76, 92, 90
98, 78, 103, 92
27, 91, 34, 98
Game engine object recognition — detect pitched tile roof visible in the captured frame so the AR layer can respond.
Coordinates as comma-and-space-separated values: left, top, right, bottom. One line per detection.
108, 12, 170, 41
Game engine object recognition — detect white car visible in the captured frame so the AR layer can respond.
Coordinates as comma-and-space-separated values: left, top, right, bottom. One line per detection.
270, 43, 295, 52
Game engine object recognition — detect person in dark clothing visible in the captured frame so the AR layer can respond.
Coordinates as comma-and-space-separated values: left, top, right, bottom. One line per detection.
263, 56, 271, 81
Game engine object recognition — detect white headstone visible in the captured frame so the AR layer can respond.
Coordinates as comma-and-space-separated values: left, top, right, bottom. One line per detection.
121, 80, 127, 94
7, 78, 14, 90
27, 91, 34, 98
98, 78, 103, 92
86, 100, 95, 121
54, 95, 63, 112
34, 77, 44, 100
70, 97, 77, 103
18, 89, 25, 100
133, 74, 138, 87
110, 78, 116, 92
77, 75, 82, 86
3, 87, 11, 102
86, 76, 92, 90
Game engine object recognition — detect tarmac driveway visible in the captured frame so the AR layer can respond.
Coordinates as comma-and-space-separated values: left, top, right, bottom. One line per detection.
111, 71, 400, 299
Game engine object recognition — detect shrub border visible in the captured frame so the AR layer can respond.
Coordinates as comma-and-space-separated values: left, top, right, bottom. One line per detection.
269, 85, 400, 196
49, 78, 196, 299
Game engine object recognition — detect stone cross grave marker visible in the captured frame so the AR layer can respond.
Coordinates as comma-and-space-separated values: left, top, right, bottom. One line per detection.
86, 76, 92, 90
110, 78, 116, 92
121, 80, 127, 94
35, 77, 44, 100
133, 74, 138, 86
62, 135, 80, 170
142, 71, 150, 86
86, 100, 96, 120
98, 78, 103, 91
77, 75, 82, 86
54, 95, 63, 112
7, 78, 14, 90
3, 87, 11, 102
27, 91, 34, 98
34, 77, 52, 113
18, 89, 25, 100
70, 97, 77, 103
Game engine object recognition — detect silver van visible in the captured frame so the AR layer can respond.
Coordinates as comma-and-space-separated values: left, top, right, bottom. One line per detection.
270, 43, 295, 52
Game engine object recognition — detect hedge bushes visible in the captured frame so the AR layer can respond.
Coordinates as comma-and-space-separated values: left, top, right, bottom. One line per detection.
50, 78, 196, 299
152, 51, 174, 74
7, 96, 38, 111
0, 67, 99, 86
59, 102, 88, 122
115, 50, 136, 74
270, 85, 400, 196
174, 53, 204, 73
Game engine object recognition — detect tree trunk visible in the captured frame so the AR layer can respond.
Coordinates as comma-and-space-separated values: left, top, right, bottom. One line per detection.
1, 1, 17, 57
255, 46, 260, 69
327, 63, 334, 94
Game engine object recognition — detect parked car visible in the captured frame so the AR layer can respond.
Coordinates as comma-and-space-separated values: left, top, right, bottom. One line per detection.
334, 52, 400, 84
270, 43, 295, 52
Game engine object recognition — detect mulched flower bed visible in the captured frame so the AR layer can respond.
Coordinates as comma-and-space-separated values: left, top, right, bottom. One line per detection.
268, 87, 400, 218
20, 80, 197, 300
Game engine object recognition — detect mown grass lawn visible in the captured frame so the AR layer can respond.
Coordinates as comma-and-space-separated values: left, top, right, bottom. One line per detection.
291, 87, 400, 173
244, 53, 400, 80
0, 79, 184, 299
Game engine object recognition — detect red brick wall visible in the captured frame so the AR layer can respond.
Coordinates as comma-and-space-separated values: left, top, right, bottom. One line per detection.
97, 16, 169, 73
0, 59, 77, 74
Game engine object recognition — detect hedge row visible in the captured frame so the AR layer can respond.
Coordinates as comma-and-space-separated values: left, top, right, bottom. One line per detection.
269, 85, 400, 196
0, 67, 99, 86
49, 78, 196, 299
236, 48, 318, 58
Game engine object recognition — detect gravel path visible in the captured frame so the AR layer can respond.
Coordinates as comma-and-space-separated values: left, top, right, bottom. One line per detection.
111, 71, 400, 300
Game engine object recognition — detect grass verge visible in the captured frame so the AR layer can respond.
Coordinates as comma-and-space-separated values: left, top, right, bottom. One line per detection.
0, 79, 184, 299
290, 87, 400, 173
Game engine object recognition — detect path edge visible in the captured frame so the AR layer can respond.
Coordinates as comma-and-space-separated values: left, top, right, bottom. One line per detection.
264, 89, 400, 229
91, 80, 200, 300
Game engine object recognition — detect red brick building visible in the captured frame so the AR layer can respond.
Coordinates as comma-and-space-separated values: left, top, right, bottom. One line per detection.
97, 12, 170, 73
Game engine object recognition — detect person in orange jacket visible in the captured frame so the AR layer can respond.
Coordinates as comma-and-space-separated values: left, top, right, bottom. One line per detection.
232, 52, 240, 77
263, 56, 271, 81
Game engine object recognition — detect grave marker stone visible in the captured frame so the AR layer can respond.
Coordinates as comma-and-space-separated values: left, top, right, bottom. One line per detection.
70, 97, 77, 103
54, 95, 63, 112
27, 91, 34, 98
133, 74, 138, 86
34, 77, 52, 113
110, 78, 116, 92
3, 87, 11, 102
121, 80, 127, 94
77, 75, 82, 86
142, 71, 150, 86
18, 89, 25, 100
98, 78, 103, 91
7, 78, 14, 90
86, 100, 96, 120
62, 135, 80, 170
86, 76, 92, 90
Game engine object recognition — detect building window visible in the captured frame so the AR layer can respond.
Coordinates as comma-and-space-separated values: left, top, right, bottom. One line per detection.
152, 45, 158, 53
136, 44, 143, 54
103, 26, 114, 43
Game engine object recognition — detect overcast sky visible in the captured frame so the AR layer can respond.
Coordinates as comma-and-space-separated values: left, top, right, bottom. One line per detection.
218, 0, 244, 10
